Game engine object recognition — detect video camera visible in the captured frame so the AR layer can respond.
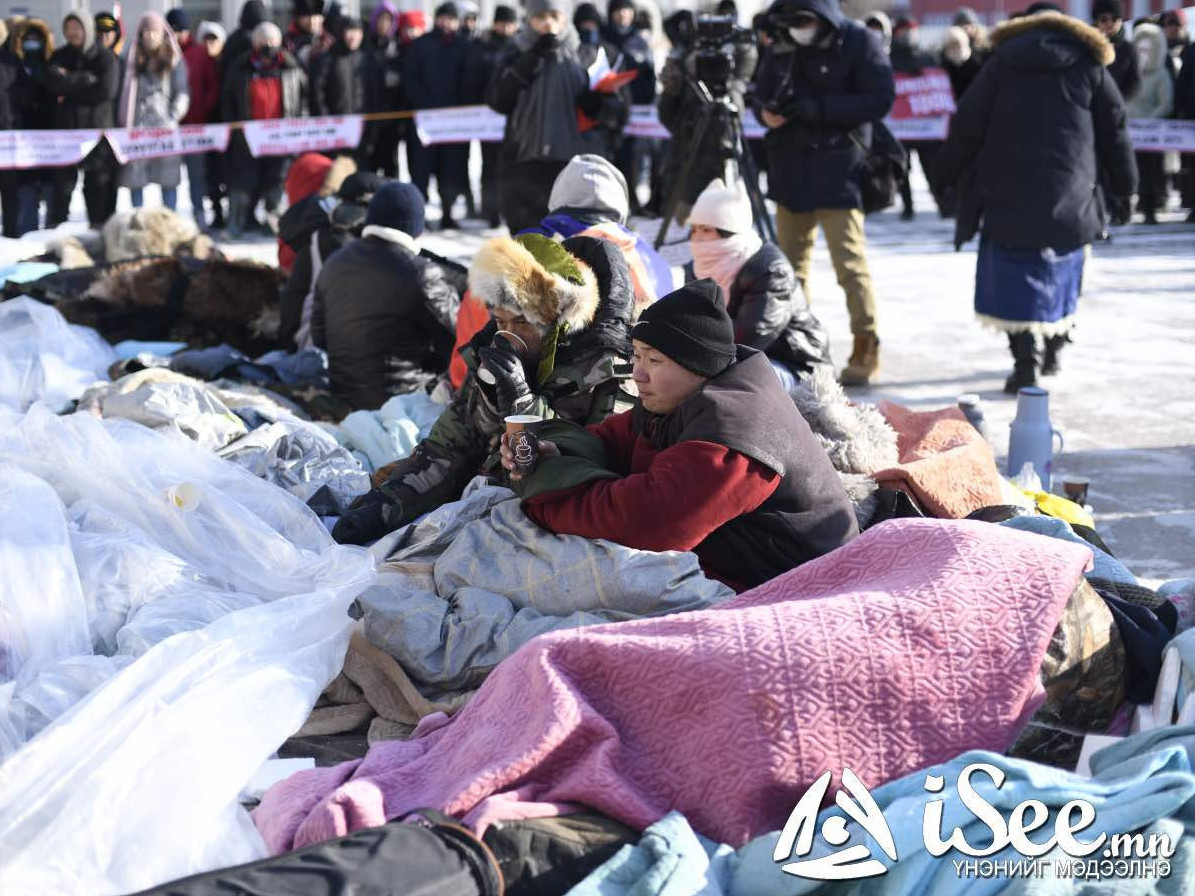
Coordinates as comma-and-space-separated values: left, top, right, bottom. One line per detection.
672, 12, 755, 98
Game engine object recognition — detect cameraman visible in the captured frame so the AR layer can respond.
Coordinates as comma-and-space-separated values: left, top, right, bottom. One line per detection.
657, 11, 757, 223
752, 0, 893, 387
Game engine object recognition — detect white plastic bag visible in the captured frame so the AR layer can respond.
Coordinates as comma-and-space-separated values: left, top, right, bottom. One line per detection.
0, 298, 114, 412
0, 405, 377, 893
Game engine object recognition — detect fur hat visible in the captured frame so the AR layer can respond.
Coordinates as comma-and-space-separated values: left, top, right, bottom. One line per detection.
689, 178, 753, 235
469, 234, 600, 332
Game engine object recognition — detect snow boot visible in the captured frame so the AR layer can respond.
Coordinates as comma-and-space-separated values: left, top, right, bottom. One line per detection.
1041, 333, 1068, 376
226, 191, 249, 240
840, 333, 881, 386
1003, 332, 1039, 394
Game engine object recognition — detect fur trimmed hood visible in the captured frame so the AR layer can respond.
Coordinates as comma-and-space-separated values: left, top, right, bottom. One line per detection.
468, 236, 600, 333
990, 11, 1114, 67
11, 19, 55, 60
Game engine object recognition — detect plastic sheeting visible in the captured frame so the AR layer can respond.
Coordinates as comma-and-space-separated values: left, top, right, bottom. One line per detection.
0, 405, 375, 894
219, 421, 372, 515
0, 297, 115, 413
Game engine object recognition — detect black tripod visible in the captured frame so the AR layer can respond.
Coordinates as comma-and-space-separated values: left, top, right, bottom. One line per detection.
654, 78, 777, 250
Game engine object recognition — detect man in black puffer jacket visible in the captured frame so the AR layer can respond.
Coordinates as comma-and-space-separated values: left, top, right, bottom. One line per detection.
279, 171, 382, 350
310, 17, 368, 119
45, 11, 119, 228
311, 182, 460, 411
753, 0, 894, 388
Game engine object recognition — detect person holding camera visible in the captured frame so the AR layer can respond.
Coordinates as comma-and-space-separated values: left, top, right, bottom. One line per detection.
657, 11, 757, 223
752, 0, 894, 387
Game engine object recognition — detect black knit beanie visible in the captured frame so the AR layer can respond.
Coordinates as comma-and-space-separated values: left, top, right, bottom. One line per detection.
365, 182, 425, 236
494, 5, 518, 23
1091, 0, 1124, 19
631, 279, 736, 378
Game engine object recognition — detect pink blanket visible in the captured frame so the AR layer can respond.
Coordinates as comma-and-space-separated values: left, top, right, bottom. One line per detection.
872, 401, 1005, 518
255, 519, 1092, 852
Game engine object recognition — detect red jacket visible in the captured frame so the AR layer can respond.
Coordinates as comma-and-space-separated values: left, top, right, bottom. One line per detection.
181, 43, 219, 125
523, 411, 778, 590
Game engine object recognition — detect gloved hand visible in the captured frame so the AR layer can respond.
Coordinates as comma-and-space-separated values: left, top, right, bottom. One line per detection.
512, 48, 543, 81
577, 89, 605, 117
1110, 195, 1132, 227
332, 488, 401, 545
478, 343, 532, 414
786, 95, 821, 124
533, 31, 562, 55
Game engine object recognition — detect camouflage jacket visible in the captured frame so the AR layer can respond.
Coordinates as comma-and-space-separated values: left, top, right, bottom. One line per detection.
376, 319, 634, 528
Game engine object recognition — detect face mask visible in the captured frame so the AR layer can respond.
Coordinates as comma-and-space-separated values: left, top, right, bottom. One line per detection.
789, 25, 818, 46
23, 40, 45, 55
579, 27, 599, 45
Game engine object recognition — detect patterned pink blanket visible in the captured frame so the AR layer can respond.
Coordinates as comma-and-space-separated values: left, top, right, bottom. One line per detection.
255, 519, 1092, 852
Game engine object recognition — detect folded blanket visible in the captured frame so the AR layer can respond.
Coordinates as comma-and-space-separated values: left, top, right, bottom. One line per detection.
254, 519, 1092, 853
871, 402, 1004, 518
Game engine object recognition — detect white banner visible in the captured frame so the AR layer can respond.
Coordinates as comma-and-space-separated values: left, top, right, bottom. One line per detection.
241, 115, 364, 157
0, 129, 102, 169
415, 105, 507, 145
886, 115, 951, 142
1128, 118, 1195, 153
106, 123, 231, 164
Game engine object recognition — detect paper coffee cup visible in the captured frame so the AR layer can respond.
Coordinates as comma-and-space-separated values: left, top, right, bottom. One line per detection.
1062, 475, 1090, 507
505, 414, 543, 475
479, 331, 529, 385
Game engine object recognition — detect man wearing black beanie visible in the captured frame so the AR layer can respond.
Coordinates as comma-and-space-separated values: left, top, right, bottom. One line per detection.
1092, 0, 1139, 99
503, 278, 859, 591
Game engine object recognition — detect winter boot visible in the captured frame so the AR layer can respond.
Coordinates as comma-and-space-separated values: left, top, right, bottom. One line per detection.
1003, 332, 1039, 394
226, 191, 250, 240
210, 199, 226, 231
263, 187, 284, 235
839, 333, 881, 386
1041, 333, 1068, 376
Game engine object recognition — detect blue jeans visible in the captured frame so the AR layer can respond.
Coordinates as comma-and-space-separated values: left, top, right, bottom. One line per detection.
130, 186, 178, 210
16, 183, 43, 234
184, 154, 207, 223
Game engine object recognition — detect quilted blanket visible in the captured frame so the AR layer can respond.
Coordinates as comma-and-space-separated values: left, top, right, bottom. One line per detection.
254, 519, 1093, 853
871, 402, 1005, 518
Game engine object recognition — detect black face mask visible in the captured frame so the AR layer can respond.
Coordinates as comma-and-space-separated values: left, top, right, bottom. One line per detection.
578, 26, 599, 45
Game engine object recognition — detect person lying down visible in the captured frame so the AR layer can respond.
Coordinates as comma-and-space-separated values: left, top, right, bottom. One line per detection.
502, 278, 859, 591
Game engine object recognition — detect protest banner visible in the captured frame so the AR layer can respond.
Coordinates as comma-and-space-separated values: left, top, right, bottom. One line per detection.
414, 105, 506, 145
0, 129, 102, 170
242, 115, 364, 157
106, 124, 231, 165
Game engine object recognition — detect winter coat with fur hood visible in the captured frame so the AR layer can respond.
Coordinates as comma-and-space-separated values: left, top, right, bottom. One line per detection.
729, 243, 832, 380
0, 19, 56, 131
311, 226, 459, 411
45, 12, 119, 130
348, 237, 636, 541
750, 0, 895, 212
932, 12, 1138, 251
1125, 24, 1173, 120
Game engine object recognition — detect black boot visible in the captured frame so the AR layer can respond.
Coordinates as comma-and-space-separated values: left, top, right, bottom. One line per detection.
1003, 332, 1039, 394
1041, 333, 1068, 376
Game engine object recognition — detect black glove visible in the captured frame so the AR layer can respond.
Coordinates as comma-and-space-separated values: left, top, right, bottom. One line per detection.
1110, 196, 1132, 227
533, 31, 562, 55
577, 89, 605, 118
512, 49, 543, 81
478, 343, 532, 413
332, 488, 401, 545
786, 95, 821, 124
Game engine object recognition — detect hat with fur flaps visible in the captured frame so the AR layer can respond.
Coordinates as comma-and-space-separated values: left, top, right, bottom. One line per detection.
469, 234, 600, 333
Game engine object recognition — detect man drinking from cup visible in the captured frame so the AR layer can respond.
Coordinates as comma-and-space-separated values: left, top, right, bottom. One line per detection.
333, 234, 636, 545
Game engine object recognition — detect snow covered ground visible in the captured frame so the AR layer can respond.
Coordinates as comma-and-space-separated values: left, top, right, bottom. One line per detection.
6, 162, 1193, 584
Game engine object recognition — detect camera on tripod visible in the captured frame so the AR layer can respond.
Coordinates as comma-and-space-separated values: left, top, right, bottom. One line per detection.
673, 12, 754, 99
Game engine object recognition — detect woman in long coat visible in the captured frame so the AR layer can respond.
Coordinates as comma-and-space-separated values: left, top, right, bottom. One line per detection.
118, 12, 190, 210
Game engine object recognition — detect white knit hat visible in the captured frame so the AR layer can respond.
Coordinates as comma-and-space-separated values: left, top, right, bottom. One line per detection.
688, 178, 754, 235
